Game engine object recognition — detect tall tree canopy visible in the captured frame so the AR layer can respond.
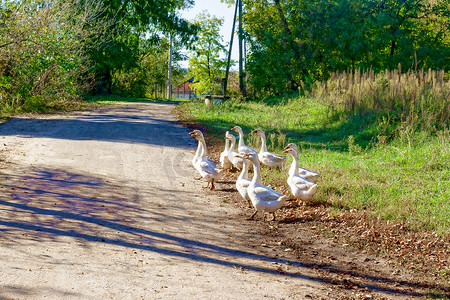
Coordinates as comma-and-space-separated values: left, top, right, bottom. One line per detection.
242, 0, 450, 97
86, 0, 196, 94
188, 11, 228, 95
0, 0, 197, 107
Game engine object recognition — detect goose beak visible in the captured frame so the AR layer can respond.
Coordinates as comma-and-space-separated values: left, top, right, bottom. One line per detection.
282, 149, 289, 154
251, 129, 258, 134
231, 126, 237, 131
283, 145, 291, 150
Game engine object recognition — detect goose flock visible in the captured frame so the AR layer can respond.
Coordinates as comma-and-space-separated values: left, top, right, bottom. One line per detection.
189, 127, 320, 220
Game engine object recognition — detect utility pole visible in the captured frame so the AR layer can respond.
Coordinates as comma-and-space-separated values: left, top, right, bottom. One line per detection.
167, 33, 173, 99
223, 0, 239, 97
238, 0, 245, 94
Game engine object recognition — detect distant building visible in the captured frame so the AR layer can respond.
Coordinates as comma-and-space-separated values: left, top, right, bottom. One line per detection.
173, 77, 197, 99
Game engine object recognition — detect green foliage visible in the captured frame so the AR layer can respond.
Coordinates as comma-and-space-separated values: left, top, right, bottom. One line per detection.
188, 11, 228, 95
87, 0, 196, 94
111, 37, 187, 98
0, 0, 196, 111
0, 0, 102, 112
242, 0, 450, 97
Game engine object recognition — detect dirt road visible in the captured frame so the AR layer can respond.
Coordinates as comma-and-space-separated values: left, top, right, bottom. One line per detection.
0, 102, 435, 299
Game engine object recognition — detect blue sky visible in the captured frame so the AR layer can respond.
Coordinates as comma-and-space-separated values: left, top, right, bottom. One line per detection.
180, 0, 239, 68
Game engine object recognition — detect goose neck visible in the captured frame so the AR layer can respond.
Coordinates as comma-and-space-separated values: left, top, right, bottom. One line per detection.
229, 137, 236, 151
251, 157, 262, 185
199, 138, 208, 158
238, 159, 249, 180
195, 140, 202, 157
259, 134, 268, 152
237, 130, 245, 147
224, 138, 230, 151
290, 152, 300, 175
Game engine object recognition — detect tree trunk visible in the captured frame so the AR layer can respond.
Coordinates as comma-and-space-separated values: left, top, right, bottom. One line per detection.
95, 69, 112, 95
273, 0, 303, 90
390, 40, 396, 58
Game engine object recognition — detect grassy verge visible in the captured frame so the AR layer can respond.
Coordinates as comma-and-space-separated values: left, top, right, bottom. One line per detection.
0, 96, 98, 120
176, 97, 449, 237
0, 94, 186, 120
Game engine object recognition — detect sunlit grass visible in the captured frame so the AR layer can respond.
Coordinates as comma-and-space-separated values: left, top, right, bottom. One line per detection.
177, 97, 449, 236
0, 94, 190, 119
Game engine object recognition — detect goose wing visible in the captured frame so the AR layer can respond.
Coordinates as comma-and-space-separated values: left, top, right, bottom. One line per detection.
299, 166, 319, 177
259, 151, 287, 163
237, 178, 251, 189
253, 185, 284, 201
290, 175, 314, 189
228, 150, 244, 168
238, 145, 257, 154
199, 159, 220, 174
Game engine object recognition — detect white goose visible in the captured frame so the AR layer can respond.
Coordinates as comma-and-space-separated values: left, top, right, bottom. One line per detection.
191, 130, 203, 168
225, 131, 244, 169
219, 131, 232, 170
252, 128, 287, 168
190, 129, 214, 167
235, 157, 252, 208
189, 130, 223, 190
284, 143, 320, 183
238, 152, 288, 220
283, 148, 318, 202
231, 126, 257, 154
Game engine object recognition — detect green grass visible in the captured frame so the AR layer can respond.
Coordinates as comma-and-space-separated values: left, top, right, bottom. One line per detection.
177, 97, 450, 236
0, 95, 97, 118
0, 94, 189, 119
84, 94, 190, 104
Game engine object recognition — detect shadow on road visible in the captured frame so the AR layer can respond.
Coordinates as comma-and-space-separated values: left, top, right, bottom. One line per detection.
0, 105, 196, 149
0, 167, 439, 298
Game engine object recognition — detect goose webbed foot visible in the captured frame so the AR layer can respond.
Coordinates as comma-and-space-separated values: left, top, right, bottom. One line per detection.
210, 182, 215, 190
202, 181, 211, 189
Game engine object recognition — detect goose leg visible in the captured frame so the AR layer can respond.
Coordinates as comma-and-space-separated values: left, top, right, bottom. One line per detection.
246, 199, 253, 208
210, 182, 215, 190
247, 209, 258, 220
271, 212, 276, 221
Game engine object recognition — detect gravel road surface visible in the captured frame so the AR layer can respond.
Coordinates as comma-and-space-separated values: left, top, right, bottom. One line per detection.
0, 102, 337, 299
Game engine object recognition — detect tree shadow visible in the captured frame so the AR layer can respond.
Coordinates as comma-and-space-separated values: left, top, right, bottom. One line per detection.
0, 103, 196, 149
183, 109, 380, 152
0, 167, 444, 298
0, 285, 85, 299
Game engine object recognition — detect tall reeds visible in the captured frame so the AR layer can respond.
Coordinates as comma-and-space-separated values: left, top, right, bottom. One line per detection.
312, 67, 450, 135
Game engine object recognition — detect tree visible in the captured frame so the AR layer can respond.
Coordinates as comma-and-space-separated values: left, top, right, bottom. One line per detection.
0, 0, 108, 107
112, 36, 187, 98
188, 11, 228, 95
242, 0, 450, 97
83, 0, 196, 94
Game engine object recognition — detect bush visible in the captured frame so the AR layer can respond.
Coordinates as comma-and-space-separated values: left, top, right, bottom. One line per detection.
0, 0, 106, 113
